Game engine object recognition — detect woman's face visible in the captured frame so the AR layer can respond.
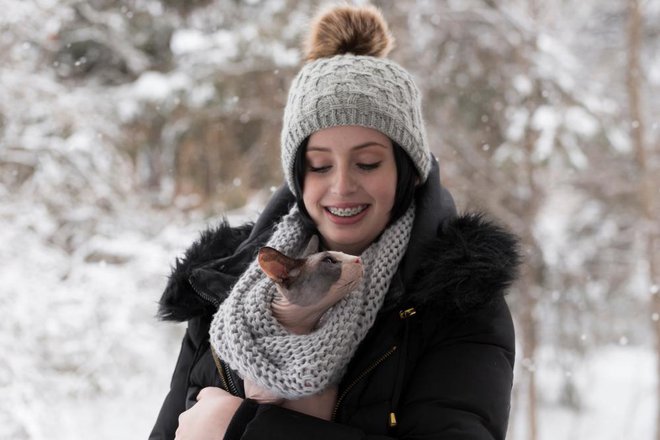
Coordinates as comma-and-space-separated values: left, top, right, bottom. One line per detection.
303, 125, 397, 255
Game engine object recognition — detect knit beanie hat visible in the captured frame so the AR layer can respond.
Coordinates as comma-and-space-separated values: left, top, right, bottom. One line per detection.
280, 4, 432, 193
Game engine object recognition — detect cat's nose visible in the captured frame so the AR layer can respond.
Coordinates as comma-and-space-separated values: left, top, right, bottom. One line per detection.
355, 257, 361, 264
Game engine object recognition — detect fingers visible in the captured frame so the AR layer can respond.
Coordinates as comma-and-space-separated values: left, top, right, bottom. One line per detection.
196, 386, 228, 401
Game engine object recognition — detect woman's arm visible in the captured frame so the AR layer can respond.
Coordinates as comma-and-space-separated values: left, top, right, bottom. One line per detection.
149, 319, 203, 440
222, 296, 515, 440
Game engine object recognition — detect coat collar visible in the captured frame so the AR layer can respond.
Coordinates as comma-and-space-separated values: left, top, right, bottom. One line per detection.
401, 158, 456, 285
383, 159, 519, 315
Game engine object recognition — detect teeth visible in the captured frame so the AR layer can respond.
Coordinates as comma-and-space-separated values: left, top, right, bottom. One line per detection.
327, 205, 367, 217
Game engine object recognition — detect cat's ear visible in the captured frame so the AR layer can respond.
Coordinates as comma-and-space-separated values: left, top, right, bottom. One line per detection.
258, 247, 303, 286
301, 235, 319, 258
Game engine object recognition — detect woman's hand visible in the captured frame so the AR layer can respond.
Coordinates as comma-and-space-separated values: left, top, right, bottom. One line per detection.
175, 387, 243, 440
281, 386, 338, 421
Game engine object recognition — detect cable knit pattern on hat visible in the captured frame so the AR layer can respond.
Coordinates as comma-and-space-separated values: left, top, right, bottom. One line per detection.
280, 54, 432, 192
210, 203, 415, 398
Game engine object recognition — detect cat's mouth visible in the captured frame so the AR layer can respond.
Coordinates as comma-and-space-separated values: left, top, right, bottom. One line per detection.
335, 277, 363, 297
325, 205, 369, 217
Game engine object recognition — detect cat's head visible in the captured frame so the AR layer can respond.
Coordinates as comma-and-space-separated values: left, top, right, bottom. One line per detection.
257, 237, 363, 307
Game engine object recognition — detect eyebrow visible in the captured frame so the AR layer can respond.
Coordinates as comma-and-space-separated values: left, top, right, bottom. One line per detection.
306, 142, 389, 152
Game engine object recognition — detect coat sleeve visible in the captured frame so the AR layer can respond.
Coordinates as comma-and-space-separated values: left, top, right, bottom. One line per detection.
149, 319, 203, 440
223, 296, 515, 440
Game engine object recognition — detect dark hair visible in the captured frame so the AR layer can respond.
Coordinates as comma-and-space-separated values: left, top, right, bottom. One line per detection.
292, 137, 419, 229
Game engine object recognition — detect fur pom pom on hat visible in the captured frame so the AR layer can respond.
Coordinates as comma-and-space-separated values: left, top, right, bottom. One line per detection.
304, 4, 394, 61
280, 4, 432, 192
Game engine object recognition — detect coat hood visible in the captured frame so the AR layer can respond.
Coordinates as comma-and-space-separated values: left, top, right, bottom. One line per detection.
404, 212, 520, 314
157, 161, 520, 322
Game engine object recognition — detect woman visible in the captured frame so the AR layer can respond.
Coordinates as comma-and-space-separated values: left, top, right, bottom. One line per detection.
150, 5, 519, 440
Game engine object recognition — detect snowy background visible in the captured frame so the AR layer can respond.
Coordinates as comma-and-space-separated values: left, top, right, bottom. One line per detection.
1, 0, 659, 439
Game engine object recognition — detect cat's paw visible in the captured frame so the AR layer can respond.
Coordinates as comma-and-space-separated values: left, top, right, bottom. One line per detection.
243, 378, 284, 405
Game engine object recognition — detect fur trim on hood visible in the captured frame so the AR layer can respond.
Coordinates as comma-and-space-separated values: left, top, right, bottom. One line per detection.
407, 212, 520, 315
157, 212, 520, 322
158, 221, 253, 321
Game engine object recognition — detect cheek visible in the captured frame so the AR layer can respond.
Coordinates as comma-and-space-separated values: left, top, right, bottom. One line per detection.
302, 176, 321, 211
377, 184, 397, 211
370, 172, 397, 210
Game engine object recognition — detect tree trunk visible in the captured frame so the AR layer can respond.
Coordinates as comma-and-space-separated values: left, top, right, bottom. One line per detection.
519, 271, 539, 440
625, 1, 660, 439
517, 117, 543, 440
521, 2, 541, 435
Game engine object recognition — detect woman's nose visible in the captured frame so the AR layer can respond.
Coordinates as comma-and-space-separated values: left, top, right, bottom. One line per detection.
331, 166, 357, 195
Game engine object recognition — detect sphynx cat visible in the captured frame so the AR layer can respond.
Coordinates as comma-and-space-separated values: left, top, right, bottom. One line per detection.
242, 236, 364, 420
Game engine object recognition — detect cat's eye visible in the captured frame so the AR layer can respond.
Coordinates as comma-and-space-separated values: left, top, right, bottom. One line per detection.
322, 256, 337, 264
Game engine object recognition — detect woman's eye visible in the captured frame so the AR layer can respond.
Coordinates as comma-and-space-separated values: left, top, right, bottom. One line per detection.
308, 165, 331, 173
322, 256, 336, 264
357, 162, 381, 171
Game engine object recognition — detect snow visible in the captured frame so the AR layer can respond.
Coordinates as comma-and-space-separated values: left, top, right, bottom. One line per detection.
270, 41, 301, 67
606, 127, 633, 154
531, 105, 559, 162
513, 74, 533, 97
565, 106, 599, 138
536, 33, 578, 91
505, 107, 529, 143
170, 29, 210, 55
511, 346, 655, 440
562, 133, 589, 170
2, 0, 658, 438
0, 195, 263, 439
133, 71, 191, 102
534, 187, 581, 266
649, 58, 660, 86
2, 185, 656, 438
189, 82, 217, 107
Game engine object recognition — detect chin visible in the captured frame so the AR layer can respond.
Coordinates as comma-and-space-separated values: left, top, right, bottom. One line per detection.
323, 231, 372, 254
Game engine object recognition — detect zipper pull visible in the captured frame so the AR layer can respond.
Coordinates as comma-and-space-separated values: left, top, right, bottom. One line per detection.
399, 307, 416, 319
388, 412, 398, 427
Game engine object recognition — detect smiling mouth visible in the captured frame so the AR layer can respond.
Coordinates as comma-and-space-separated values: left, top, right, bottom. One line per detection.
326, 205, 368, 217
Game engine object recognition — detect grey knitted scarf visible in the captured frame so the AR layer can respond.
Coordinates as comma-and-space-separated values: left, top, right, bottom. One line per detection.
209, 203, 414, 399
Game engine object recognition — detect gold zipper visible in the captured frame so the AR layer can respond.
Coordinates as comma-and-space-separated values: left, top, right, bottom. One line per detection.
210, 346, 230, 392
331, 345, 398, 421
388, 411, 398, 428
399, 307, 416, 319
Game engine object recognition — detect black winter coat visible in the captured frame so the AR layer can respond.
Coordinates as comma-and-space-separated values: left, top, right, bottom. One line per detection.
150, 161, 520, 440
